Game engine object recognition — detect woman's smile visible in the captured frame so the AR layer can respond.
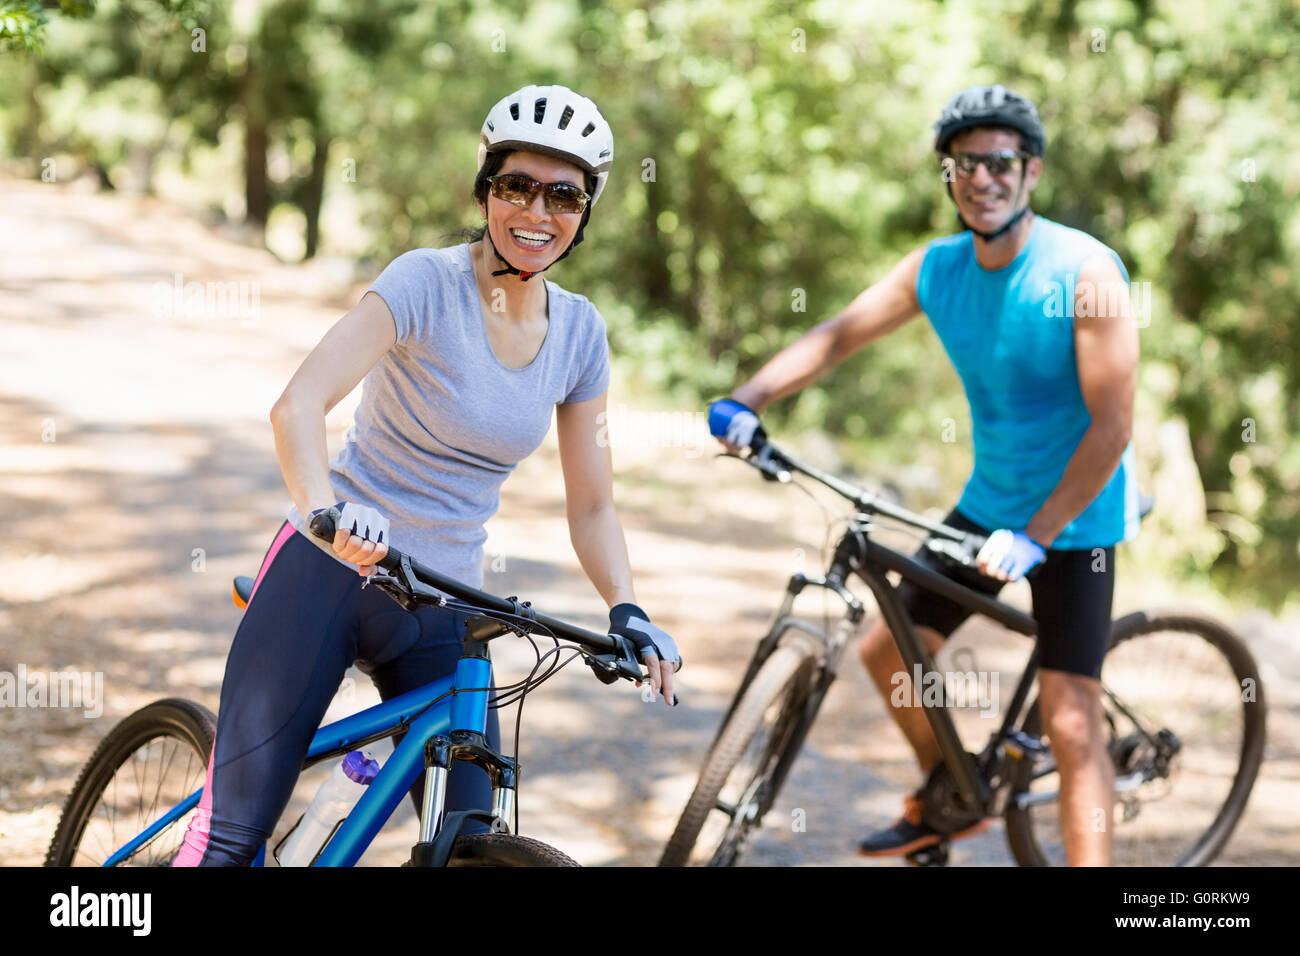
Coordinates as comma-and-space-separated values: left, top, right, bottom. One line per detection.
509, 227, 556, 251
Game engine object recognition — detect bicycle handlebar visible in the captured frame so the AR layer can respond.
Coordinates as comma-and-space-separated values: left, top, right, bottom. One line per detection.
740, 433, 989, 566
307, 509, 641, 677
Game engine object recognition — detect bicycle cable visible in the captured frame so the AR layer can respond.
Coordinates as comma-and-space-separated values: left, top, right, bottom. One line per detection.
369, 580, 643, 836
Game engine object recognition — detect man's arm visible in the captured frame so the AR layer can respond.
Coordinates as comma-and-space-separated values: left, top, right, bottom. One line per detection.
731, 247, 927, 413
1021, 254, 1137, 548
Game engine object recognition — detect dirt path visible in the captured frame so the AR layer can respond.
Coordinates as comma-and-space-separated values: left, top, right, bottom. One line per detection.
1, 177, 1296, 866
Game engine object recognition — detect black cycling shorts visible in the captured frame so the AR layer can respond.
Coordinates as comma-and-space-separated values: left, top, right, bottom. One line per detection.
895, 507, 1116, 679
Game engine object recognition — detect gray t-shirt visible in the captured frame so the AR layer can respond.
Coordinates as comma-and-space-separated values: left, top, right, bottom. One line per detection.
286, 243, 610, 588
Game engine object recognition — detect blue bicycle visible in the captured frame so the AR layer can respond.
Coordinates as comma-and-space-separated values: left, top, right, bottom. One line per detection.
45, 510, 652, 867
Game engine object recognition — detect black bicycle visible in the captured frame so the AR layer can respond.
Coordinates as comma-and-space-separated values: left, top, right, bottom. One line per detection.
660, 436, 1266, 866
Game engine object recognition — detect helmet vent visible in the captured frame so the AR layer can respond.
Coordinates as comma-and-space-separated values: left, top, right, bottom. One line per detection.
508, 102, 519, 120
580, 122, 595, 137
534, 97, 547, 123
557, 105, 574, 130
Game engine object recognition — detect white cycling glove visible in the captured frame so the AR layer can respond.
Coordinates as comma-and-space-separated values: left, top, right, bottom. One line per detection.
976, 529, 1046, 581
337, 502, 389, 544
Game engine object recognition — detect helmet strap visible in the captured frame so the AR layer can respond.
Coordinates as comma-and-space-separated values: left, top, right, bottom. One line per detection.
482, 204, 593, 281
946, 173, 1032, 242
485, 229, 538, 281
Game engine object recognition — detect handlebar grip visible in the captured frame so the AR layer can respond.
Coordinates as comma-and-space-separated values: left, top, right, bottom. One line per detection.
307, 508, 337, 543
309, 506, 401, 572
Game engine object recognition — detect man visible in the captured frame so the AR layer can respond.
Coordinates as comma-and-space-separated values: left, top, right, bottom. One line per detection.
708, 85, 1139, 866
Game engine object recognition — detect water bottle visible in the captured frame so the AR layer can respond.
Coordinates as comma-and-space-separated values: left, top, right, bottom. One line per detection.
277, 750, 380, 866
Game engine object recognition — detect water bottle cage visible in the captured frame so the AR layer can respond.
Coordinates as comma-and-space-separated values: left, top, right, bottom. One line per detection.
272, 813, 346, 867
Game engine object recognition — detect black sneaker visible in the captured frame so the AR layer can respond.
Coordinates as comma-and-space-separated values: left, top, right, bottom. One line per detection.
857, 790, 990, 857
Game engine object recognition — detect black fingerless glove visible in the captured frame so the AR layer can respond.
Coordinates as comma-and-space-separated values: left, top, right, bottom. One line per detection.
608, 603, 682, 670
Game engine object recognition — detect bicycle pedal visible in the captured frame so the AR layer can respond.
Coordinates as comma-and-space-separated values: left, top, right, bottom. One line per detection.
1004, 730, 1048, 759
904, 841, 950, 867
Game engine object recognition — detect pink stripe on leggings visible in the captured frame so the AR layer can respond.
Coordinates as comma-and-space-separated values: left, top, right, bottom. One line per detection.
170, 522, 297, 866
248, 521, 298, 604
171, 741, 217, 866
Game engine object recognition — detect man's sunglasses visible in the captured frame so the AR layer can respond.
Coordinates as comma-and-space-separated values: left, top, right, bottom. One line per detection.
486, 173, 591, 215
943, 150, 1030, 178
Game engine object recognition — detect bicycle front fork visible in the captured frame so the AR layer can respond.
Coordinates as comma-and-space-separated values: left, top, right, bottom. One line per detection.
406, 730, 518, 864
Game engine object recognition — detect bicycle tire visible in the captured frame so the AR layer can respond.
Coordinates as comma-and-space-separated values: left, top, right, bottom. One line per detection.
45, 698, 217, 867
1004, 609, 1266, 866
659, 635, 820, 867
445, 833, 580, 866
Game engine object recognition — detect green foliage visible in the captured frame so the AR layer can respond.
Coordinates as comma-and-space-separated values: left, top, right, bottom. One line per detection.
1, 1, 58, 54
3, 0, 1297, 607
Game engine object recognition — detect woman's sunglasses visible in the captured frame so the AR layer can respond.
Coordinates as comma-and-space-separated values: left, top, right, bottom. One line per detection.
944, 150, 1030, 178
486, 173, 591, 215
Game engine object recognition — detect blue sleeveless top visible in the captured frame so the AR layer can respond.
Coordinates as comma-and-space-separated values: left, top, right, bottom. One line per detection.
915, 217, 1140, 549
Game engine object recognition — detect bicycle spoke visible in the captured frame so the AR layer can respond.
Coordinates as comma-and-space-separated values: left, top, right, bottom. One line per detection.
146, 739, 180, 844
1016, 622, 1252, 866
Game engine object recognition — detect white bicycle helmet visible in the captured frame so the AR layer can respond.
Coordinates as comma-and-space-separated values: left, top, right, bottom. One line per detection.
477, 84, 614, 205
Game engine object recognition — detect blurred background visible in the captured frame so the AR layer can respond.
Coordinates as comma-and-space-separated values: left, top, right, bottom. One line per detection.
5, 0, 1296, 603
1, 0, 1297, 866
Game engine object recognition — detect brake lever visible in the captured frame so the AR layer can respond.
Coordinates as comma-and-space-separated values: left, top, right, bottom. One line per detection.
924, 535, 983, 570
585, 635, 646, 686
716, 445, 791, 483
753, 444, 792, 483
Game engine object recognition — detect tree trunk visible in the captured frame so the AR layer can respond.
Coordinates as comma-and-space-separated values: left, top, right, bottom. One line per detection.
242, 58, 270, 226
302, 130, 329, 260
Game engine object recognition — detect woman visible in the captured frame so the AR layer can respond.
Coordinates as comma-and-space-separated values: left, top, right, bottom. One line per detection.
173, 84, 680, 866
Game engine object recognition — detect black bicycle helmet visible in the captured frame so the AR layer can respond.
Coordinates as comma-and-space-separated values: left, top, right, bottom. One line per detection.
934, 85, 1045, 241
933, 84, 1045, 157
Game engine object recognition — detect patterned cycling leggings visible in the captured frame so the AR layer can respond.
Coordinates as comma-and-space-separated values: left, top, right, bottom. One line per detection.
171, 521, 499, 866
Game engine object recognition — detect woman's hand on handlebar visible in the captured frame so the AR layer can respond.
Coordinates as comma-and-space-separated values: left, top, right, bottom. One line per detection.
609, 603, 682, 707
310, 502, 390, 576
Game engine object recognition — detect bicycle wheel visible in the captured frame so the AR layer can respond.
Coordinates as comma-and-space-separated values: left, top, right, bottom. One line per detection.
1005, 609, 1266, 866
46, 698, 216, 867
446, 833, 580, 866
659, 634, 821, 866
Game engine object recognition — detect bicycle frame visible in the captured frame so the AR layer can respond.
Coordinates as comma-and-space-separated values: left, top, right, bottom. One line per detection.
96, 508, 648, 868
726, 437, 1054, 822
727, 520, 1048, 828
845, 524, 1040, 814
105, 631, 509, 867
